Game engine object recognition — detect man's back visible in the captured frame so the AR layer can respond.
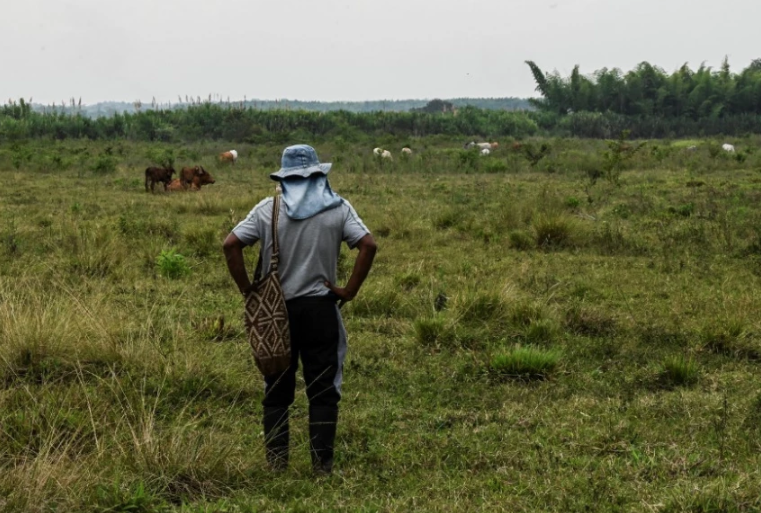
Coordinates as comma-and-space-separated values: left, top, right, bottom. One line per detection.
232, 197, 369, 300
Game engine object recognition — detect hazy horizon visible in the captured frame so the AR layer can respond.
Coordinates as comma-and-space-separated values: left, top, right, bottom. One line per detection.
3, 0, 760, 106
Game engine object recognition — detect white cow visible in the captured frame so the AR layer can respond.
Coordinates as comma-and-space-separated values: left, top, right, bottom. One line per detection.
477, 142, 500, 151
722, 143, 735, 153
401, 147, 413, 155
381, 150, 393, 160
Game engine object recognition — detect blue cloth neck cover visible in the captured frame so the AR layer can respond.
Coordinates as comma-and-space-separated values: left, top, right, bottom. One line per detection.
280, 175, 343, 220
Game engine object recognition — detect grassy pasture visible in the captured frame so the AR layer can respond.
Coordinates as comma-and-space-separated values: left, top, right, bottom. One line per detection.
1, 138, 761, 512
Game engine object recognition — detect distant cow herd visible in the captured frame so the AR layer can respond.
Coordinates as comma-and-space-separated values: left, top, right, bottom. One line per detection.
144, 149, 236, 193
145, 141, 743, 193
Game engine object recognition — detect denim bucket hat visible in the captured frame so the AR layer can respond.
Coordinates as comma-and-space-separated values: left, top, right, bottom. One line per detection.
270, 144, 332, 182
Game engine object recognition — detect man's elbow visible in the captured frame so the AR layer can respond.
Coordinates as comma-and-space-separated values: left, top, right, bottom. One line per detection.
223, 233, 242, 254
359, 234, 378, 255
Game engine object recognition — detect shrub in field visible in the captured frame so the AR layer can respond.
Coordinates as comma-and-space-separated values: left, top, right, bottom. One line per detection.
601, 130, 645, 185
700, 320, 760, 359
457, 149, 480, 171
156, 249, 190, 279
489, 346, 560, 380
509, 230, 534, 250
532, 214, 577, 249
519, 142, 551, 167
91, 154, 118, 174
145, 147, 176, 169
44, 152, 72, 172
659, 355, 700, 388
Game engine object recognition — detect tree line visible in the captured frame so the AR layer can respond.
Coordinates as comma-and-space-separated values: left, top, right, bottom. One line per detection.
3, 58, 761, 143
0, 100, 540, 143
27, 97, 532, 118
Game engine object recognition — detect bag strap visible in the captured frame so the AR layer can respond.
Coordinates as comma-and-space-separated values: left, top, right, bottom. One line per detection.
270, 195, 281, 271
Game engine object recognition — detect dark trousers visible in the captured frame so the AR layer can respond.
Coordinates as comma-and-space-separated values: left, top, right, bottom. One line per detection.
262, 296, 345, 471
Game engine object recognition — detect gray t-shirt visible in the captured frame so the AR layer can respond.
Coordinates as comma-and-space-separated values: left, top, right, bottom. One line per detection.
232, 198, 370, 300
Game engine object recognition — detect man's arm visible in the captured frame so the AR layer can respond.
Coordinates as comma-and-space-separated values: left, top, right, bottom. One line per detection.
223, 233, 251, 295
325, 233, 377, 305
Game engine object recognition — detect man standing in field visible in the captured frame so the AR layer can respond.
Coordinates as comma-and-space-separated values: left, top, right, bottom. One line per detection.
223, 144, 377, 475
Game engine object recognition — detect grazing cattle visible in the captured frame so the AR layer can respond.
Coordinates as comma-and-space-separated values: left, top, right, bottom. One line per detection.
401, 147, 413, 155
686, 145, 698, 152
144, 166, 176, 192
373, 147, 393, 160
180, 165, 214, 187
167, 169, 216, 192
722, 143, 735, 153
480, 148, 491, 156
465, 141, 499, 150
219, 149, 239, 165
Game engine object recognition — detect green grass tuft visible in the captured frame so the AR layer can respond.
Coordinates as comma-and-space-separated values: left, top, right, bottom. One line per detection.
533, 214, 577, 249
414, 316, 455, 348
660, 355, 700, 388
489, 346, 561, 380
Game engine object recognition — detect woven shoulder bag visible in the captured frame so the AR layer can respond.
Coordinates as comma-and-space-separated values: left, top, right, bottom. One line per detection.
244, 195, 292, 377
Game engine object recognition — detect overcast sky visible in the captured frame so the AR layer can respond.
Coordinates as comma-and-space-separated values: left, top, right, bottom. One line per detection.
2, 0, 760, 105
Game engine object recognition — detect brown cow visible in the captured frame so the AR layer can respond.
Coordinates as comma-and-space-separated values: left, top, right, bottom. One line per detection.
167, 169, 216, 192
167, 179, 198, 191
218, 150, 238, 165
145, 166, 176, 192
179, 166, 215, 188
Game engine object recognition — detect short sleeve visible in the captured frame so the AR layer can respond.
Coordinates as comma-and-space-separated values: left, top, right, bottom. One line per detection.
342, 200, 370, 249
232, 198, 270, 246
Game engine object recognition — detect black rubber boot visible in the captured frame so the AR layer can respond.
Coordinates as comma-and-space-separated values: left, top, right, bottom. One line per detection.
263, 407, 289, 471
309, 406, 338, 475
